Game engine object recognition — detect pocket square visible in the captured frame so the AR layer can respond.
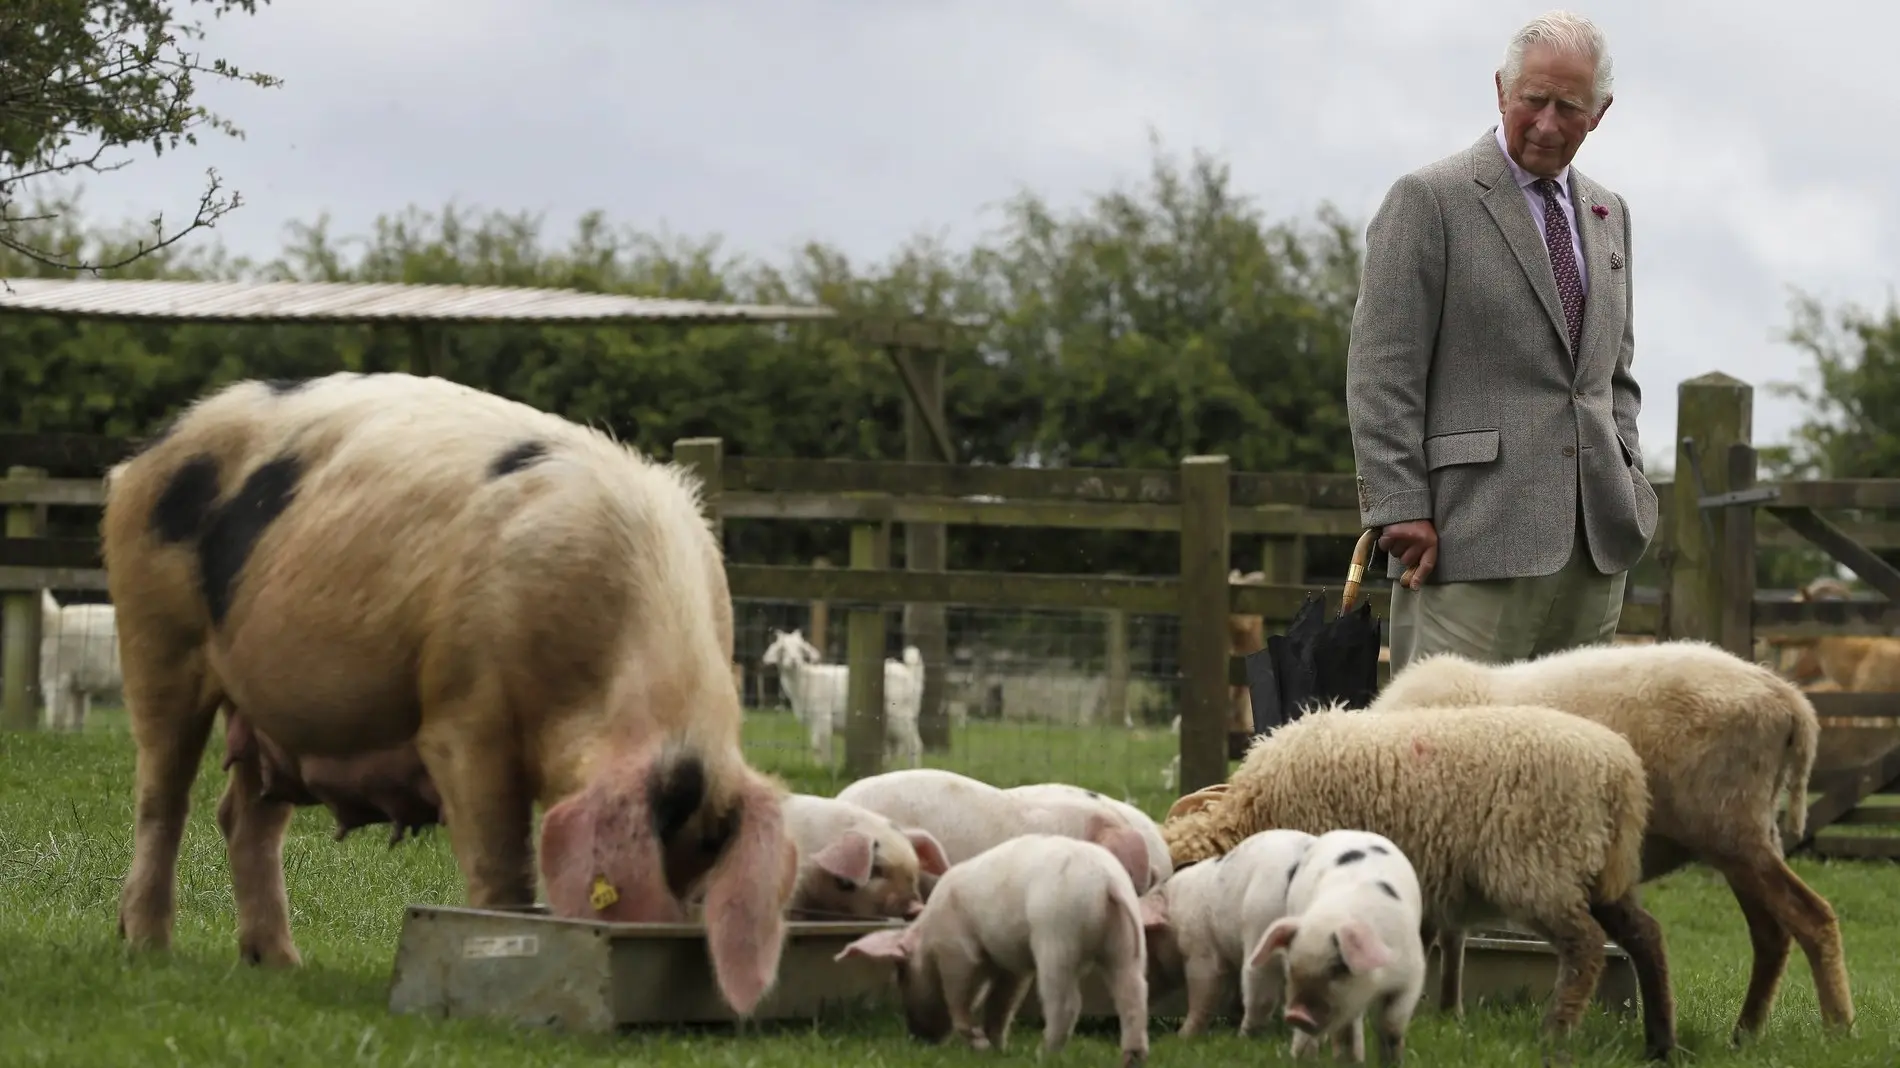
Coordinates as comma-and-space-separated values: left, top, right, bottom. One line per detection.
1609, 251, 1625, 270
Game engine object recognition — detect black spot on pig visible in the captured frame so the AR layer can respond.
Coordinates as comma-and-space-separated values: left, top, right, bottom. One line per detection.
1376, 880, 1400, 901
198, 454, 303, 626
1368, 843, 1390, 855
1334, 849, 1366, 866
261, 377, 313, 395
489, 439, 549, 479
151, 455, 221, 543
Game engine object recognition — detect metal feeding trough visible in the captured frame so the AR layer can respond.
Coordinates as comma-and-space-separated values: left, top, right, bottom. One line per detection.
386, 904, 1640, 1034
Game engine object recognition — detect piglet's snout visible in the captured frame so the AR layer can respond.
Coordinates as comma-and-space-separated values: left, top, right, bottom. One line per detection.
1283, 1003, 1319, 1034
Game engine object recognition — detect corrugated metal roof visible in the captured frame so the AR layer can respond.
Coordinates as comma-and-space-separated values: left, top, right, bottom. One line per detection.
0, 278, 837, 325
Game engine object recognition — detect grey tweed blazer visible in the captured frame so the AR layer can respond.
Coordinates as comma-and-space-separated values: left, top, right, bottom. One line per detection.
1345, 127, 1658, 584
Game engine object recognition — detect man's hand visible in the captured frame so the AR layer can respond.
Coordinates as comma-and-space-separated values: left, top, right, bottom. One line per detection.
1377, 519, 1438, 590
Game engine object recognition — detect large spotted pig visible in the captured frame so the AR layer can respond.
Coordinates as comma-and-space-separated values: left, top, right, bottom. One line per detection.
102, 372, 798, 1016
1254, 829, 1427, 1066
836, 832, 1152, 1068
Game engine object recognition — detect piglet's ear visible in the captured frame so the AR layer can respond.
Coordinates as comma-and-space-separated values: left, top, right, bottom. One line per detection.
835, 927, 912, 963
1138, 892, 1170, 931
905, 829, 952, 876
1336, 920, 1393, 974
811, 830, 875, 885
1250, 916, 1300, 968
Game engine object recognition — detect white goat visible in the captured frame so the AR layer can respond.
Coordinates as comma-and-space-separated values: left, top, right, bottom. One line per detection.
39, 589, 122, 731
761, 628, 925, 768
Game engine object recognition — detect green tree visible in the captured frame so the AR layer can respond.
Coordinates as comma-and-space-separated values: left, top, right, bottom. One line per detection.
1, 0, 280, 271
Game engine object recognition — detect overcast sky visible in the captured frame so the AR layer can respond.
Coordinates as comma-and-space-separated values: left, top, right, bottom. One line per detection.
47, 0, 1900, 468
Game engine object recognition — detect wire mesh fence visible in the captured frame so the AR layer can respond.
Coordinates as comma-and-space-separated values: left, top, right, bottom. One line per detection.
734, 596, 1187, 817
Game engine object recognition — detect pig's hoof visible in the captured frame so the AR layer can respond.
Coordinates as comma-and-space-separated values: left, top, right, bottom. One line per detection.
1120, 1050, 1148, 1068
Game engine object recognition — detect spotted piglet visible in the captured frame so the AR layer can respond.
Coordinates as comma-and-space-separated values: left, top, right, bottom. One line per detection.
1138, 827, 1317, 1037
835, 832, 1152, 1068
781, 793, 951, 920
1252, 829, 1426, 1066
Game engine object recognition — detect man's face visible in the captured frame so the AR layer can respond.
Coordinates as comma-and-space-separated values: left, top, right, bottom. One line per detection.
1494, 43, 1610, 178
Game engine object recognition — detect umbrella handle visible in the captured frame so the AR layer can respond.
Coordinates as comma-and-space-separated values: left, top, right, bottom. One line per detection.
1343, 529, 1378, 613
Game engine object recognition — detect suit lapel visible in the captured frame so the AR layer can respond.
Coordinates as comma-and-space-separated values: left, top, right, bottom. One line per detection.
1570, 170, 1617, 383
1471, 130, 1571, 358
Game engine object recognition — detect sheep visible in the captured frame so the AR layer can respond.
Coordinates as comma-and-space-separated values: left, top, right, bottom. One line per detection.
101, 371, 799, 1017
1768, 577, 1900, 692
760, 628, 925, 768
1161, 701, 1676, 1061
38, 589, 123, 731
1368, 639, 1851, 1040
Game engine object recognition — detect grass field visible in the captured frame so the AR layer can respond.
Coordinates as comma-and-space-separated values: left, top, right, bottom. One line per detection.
4, 712, 1898, 1067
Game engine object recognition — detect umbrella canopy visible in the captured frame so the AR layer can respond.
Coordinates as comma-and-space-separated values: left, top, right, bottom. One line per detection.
1244, 529, 1386, 734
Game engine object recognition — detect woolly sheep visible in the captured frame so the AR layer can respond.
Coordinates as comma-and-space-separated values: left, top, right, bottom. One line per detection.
836, 833, 1152, 1067
760, 628, 925, 768
1160, 701, 1676, 1061
1369, 639, 1851, 1038
1136, 826, 1316, 1038
38, 589, 123, 731
101, 371, 799, 1017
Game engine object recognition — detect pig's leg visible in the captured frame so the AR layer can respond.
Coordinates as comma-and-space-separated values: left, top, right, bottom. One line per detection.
214, 725, 300, 966
1374, 965, 1424, 1067
1107, 946, 1152, 1068
1435, 926, 1467, 1017
1290, 1030, 1321, 1058
1180, 948, 1227, 1036
1239, 950, 1285, 1037
414, 690, 535, 908
937, 951, 993, 1051
1330, 1016, 1364, 1063
1030, 935, 1086, 1056
117, 644, 220, 956
979, 966, 1032, 1052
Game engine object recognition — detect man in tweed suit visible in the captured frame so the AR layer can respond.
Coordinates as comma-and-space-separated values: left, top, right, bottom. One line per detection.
1346, 10, 1658, 671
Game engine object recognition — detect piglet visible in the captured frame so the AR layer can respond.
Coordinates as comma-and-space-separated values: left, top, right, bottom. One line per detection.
782, 794, 951, 920
836, 832, 1152, 1068
1139, 827, 1317, 1037
834, 768, 1157, 892
1252, 829, 1426, 1066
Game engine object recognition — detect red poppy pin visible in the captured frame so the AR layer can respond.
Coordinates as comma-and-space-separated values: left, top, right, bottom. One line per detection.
1591, 204, 1610, 218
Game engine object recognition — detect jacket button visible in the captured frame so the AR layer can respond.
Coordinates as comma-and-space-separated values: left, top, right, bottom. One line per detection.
1562, 445, 1577, 457
1574, 388, 1585, 398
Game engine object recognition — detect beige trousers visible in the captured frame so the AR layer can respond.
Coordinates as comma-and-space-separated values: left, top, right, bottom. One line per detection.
1386, 514, 1627, 673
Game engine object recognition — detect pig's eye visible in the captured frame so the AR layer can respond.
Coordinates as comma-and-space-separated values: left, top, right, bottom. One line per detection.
1329, 956, 1353, 979
834, 876, 857, 892
870, 861, 886, 880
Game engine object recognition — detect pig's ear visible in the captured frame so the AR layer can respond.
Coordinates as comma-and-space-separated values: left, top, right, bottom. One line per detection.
1137, 892, 1170, 931
1250, 916, 1300, 968
905, 829, 952, 876
811, 830, 876, 886
1336, 920, 1393, 974
834, 927, 912, 963
1085, 814, 1152, 893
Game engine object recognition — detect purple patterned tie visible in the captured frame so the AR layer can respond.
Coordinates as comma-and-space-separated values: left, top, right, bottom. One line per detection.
1534, 177, 1584, 354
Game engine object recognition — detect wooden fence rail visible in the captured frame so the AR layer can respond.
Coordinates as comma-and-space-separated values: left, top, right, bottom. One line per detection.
4, 371, 1900, 855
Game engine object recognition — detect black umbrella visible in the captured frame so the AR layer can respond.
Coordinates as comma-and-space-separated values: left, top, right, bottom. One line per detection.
1244, 529, 1388, 734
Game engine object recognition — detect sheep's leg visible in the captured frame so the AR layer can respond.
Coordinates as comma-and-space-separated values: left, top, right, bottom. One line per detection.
214, 718, 301, 966
117, 651, 220, 955
1716, 860, 1793, 1041
1719, 852, 1853, 1034
1591, 893, 1676, 1060
415, 697, 536, 909
1435, 926, 1467, 1017
1526, 907, 1608, 1039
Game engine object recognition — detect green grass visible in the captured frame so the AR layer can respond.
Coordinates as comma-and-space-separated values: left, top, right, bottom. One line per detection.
4, 718, 1899, 1067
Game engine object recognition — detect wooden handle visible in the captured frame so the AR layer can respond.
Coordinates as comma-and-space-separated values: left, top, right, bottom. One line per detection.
1343, 529, 1379, 613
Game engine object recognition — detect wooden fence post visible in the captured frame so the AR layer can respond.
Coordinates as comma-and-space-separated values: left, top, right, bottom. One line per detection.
1260, 534, 1306, 587
809, 556, 831, 656
1720, 442, 1759, 660
903, 347, 953, 752
1177, 455, 1232, 794
1102, 574, 1131, 727
1666, 374, 1753, 646
673, 438, 725, 542
2, 466, 48, 731
845, 522, 892, 780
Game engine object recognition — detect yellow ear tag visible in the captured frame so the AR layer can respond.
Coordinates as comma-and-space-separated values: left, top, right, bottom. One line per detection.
590, 874, 620, 912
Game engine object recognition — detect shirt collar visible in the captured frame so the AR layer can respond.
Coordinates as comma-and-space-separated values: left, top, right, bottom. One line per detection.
1494, 124, 1573, 200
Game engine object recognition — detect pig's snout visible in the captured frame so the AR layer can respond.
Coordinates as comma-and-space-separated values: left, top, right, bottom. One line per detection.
1284, 1003, 1319, 1034
905, 899, 925, 918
